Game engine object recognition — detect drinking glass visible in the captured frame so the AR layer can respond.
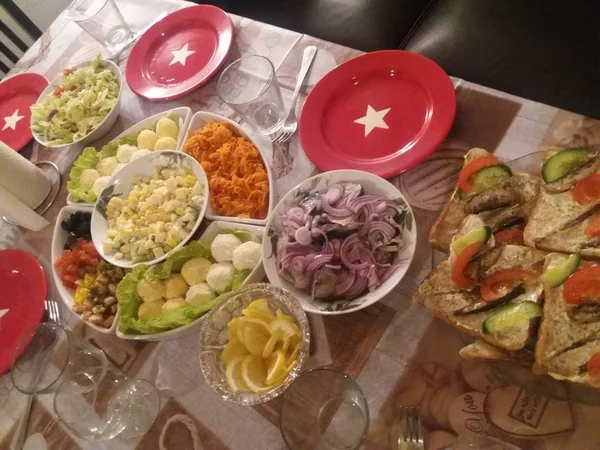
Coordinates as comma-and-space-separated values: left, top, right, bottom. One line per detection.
11, 323, 107, 395
280, 368, 369, 450
69, 0, 132, 53
217, 55, 285, 135
445, 436, 522, 450
54, 368, 159, 441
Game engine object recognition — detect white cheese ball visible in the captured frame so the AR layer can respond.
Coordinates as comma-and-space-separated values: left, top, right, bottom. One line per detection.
137, 129, 158, 150
210, 234, 242, 263
154, 136, 177, 151
155, 117, 179, 140
131, 149, 151, 160
80, 168, 100, 191
232, 241, 261, 270
205, 262, 235, 293
97, 156, 118, 176
91, 175, 111, 196
116, 144, 138, 163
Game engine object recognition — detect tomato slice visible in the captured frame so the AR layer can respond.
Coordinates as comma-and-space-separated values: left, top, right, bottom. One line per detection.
494, 229, 524, 245
452, 242, 482, 289
458, 156, 500, 193
588, 352, 600, 377
563, 266, 600, 305
573, 173, 600, 206
585, 212, 600, 237
480, 269, 537, 302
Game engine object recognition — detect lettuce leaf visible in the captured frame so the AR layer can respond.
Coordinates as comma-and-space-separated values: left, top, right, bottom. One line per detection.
67, 147, 100, 202
232, 269, 250, 290
145, 241, 211, 280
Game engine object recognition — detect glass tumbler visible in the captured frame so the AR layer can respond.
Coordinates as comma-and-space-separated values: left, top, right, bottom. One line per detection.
217, 55, 285, 135
69, 0, 132, 53
445, 436, 523, 450
280, 368, 369, 450
10, 323, 107, 395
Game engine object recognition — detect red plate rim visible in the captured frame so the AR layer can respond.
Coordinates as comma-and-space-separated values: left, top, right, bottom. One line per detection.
0, 249, 47, 375
0, 73, 48, 151
126, 5, 234, 101
299, 50, 456, 178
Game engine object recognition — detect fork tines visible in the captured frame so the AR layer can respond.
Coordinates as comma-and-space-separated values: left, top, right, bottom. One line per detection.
398, 406, 423, 444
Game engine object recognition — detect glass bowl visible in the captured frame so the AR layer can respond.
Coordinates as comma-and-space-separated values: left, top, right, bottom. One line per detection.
198, 283, 310, 405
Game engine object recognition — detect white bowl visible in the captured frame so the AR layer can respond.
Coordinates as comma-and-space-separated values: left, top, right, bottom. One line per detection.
90, 150, 209, 269
66, 106, 193, 207
31, 58, 122, 149
181, 111, 274, 226
116, 220, 266, 341
51, 205, 117, 334
262, 170, 417, 315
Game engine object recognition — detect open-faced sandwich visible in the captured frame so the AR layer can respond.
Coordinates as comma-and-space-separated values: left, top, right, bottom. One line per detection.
430, 148, 541, 252
534, 252, 600, 388
524, 146, 600, 257
417, 214, 547, 351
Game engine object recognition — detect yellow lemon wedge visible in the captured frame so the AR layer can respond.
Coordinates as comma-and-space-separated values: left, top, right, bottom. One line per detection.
221, 340, 250, 365
286, 341, 302, 366
236, 316, 270, 342
276, 309, 296, 323
243, 326, 269, 356
266, 350, 287, 385
241, 355, 268, 393
225, 356, 249, 392
262, 329, 283, 359
269, 318, 302, 339
227, 317, 241, 342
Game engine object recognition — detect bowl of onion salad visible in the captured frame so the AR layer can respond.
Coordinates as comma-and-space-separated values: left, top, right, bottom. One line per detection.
263, 170, 416, 315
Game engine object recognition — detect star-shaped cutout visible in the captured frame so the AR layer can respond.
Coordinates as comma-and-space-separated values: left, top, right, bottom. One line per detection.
169, 43, 195, 66
2, 109, 24, 132
353, 105, 391, 137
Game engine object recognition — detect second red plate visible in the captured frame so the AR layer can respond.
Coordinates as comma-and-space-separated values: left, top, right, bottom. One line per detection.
299, 51, 456, 178
126, 5, 234, 101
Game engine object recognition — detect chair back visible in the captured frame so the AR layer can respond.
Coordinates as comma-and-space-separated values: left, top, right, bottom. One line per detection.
0, 0, 42, 79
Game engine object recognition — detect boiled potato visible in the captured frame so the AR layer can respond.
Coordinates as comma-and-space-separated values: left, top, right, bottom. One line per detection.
138, 300, 165, 320
165, 274, 188, 299
185, 282, 216, 305
162, 297, 187, 310
155, 117, 178, 140
154, 136, 177, 151
136, 279, 166, 302
137, 129, 157, 150
97, 156, 118, 176
181, 257, 212, 285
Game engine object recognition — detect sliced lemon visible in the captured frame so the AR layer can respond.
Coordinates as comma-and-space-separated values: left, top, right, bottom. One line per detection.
227, 317, 241, 342
236, 316, 270, 342
275, 336, 291, 355
266, 350, 287, 385
225, 356, 249, 392
221, 340, 250, 365
243, 326, 270, 356
241, 355, 268, 393
247, 298, 271, 313
286, 341, 302, 366
262, 329, 283, 359
269, 318, 302, 339
276, 309, 296, 323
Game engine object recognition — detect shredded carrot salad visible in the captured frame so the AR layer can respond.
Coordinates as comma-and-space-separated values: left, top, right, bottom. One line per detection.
183, 121, 269, 219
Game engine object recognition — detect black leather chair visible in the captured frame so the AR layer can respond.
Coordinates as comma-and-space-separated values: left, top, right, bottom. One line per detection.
0, 0, 42, 78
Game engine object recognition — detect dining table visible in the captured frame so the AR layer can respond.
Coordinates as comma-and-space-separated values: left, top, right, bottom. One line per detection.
1, 1, 600, 449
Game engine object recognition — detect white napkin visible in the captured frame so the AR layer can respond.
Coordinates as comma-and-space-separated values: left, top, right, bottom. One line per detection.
0, 184, 49, 231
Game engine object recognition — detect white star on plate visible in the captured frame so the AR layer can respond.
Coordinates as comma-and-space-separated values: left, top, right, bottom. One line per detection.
169, 43, 196, 66
2, 109, 24, 131
0, 309, 8, 319
353, 105, 391, 137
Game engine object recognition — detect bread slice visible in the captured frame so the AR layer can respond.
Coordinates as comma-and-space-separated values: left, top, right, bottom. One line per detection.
430, 148, 541, 252
459, 339, 534, 367
534, 253, 600, 388
416, 244, 547, 351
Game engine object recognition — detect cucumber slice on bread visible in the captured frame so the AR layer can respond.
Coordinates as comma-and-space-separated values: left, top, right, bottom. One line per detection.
482, 301, 542, 334
451, 226, 492, 255
540, 253, 580, 288
542, 148, 592, 183
471, 164, 512, 193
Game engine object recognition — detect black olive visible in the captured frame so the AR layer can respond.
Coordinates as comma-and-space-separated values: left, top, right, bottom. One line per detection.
81, 212, 92, 221
77, 222, 90, 235
72, 211, 85, 222
61, 219, 70, 230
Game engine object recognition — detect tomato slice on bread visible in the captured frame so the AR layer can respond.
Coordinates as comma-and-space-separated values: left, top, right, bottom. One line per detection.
458, 156, 499, 193
563, 266, 600, 305
493, 229, 524, 245
480, 269, 537, 302
452, 242, 482, 289
587, 352, 600, 377
573, 173, 600, 206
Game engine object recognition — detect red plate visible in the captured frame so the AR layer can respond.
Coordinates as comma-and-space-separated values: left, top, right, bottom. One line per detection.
0, 73, 48, 151
0, 249, 47, 374
126, 5, 234, 101
299, 51, 456, 178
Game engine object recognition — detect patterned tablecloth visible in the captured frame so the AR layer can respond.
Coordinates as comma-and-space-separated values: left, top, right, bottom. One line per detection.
2, 1, 600, 449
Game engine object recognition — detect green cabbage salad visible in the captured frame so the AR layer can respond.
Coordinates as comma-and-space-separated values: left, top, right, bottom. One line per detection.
67, 134, 138, 203
116, 238, 251, 335
31, 54, 119, 145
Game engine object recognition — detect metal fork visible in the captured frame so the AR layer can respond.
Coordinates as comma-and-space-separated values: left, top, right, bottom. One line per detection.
397, 406, 425, 449
271, 46, 317, 144
44, 299, 62, 325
